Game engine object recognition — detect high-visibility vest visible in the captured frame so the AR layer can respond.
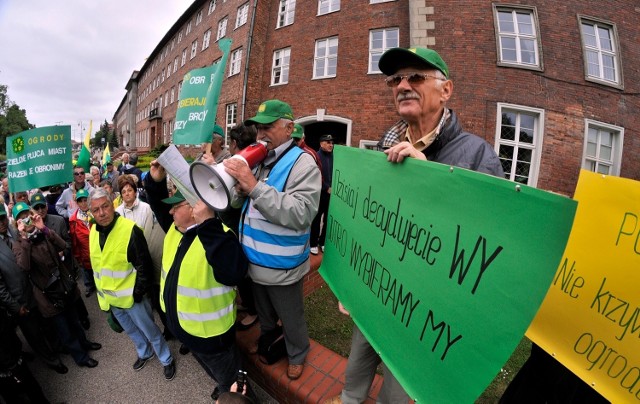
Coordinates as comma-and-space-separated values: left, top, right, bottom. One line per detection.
241, 146, 310, 269
89, 217, 136, 311
160, 226, 236, 338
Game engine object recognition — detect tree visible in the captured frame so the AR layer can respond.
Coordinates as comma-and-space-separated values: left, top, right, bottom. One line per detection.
0, 84, 35, 154
92, 119, 118, 149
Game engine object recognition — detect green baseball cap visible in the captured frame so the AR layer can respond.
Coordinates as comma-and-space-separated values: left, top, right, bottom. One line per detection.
162, 190, 186, 205
245, 99, 294, 125
378, 46, 449, 78
75, 189, 89, 200
30, 192, 47, 208
212, 124, 225, 139
291, 124, 304, 139
0, 204, 6, 217
12, 202, 31, 219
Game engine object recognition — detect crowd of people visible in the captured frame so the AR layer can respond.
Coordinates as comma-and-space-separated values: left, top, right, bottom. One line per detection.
0, 45, 604, 404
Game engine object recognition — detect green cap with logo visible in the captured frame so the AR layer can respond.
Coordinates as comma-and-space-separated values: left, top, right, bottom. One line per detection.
161, 190, 186, 205
245, 99, 294, 125
378, 46, 449, 78
212, 124, 225, 140
75, 189, 89, 200
291, 124, 304, 139
12, 202, 31, 219
30, 192, 47, 208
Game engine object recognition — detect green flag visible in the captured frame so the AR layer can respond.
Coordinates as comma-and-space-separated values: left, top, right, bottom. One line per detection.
319, 146, 577, 403
76, 120, 92, 171
5, 126, 73, 192
173, 38, 232, 145
101, 144, 111, 178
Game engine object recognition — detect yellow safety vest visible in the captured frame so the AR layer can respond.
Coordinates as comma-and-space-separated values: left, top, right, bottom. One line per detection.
160, 225, 236, 338
89, 217, 137, 311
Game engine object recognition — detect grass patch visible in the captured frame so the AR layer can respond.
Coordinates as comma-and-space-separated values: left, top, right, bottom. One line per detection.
304, 285, 532, 402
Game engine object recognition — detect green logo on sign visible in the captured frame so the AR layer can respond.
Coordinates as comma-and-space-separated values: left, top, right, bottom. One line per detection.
12, 136, 25, 154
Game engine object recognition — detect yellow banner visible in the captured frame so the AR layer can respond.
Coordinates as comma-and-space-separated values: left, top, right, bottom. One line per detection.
527, 170, 640, 402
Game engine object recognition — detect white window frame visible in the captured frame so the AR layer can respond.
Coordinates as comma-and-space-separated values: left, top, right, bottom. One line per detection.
318, 0, 340, 15
173, 57, 179, 73
186, 20, 192, 35
277, 0, 296, 28
578, 16, 622, 88
178, 31, 183, 43
359, 140, 378, 150
236, 3, 249, 28
493, 5, 542, 70
164, 91, 169, 107
196, 10, 203, 25
370, 0, 395, 2
167, 63, 171, 78
208, 0, 216, 15
202, 29, 212, 50
226, 103, 237, 136
271, 47, 291, 86
313, 37, 338, 79
369, 27, 399, 74
217, 17, 228, 41
582, 119, 624, 176
494, 103, 545, 187
229, 48, 242, 77
181, 49, 187, 66
190, 40, 198, 59
170, 87, 175, 104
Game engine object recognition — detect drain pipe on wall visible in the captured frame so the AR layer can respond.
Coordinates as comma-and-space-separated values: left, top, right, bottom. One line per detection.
240, 0, 259, 122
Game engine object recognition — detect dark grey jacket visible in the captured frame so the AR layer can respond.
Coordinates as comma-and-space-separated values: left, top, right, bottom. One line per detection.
0, 227, 32, 314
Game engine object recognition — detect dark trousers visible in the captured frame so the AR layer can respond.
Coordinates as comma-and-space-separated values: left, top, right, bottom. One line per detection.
191, 343, 241, 394
17, 310, 61, 367
49, 306, 90, 365
310, 192, 330, 247
237, 277, 257, 316
0, 359, 50, 404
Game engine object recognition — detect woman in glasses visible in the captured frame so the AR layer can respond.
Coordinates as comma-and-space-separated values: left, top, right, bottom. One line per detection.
55, 166, 94, 220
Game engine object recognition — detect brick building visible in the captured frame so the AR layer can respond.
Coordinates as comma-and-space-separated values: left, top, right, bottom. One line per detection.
112, 0, 639, 195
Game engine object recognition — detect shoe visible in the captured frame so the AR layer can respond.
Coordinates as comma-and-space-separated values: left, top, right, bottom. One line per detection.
133, 354, 154, 371
84, 342, 102, 351
179, 344, 190, 355
310, 247, 319, 255
323, 396, 342, 404
49, 362, 69, 374
287, 363, 304, 380
210, 387, 221, 401
79, 358, 98, 368
85, 288, 95, 297
163, 360, 176, 380
236, 314, 258, 331
80, 318, 91, 330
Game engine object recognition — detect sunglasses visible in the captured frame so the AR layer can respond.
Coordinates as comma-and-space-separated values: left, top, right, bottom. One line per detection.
385, 72, 443, 87
74, 172, 85, 176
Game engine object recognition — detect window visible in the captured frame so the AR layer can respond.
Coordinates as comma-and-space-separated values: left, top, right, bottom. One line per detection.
170, 87, 175, 104
203, 29, 212, 50
191, 40, 198, 59
164, 91, 169, 107
369, 28, 399, 73
359, 140, 379, 150
318, 0, 339, 15
277, 0, 296, 28
217, 17, 228, 40
271, 48, 291, 85
167, 63, 171, 78
226, 103, 237, 134
181, 49, 187, 66
579, 17, 621, 87
370, 0, 395, 2
208, 0, 216, 15
495, 104, 545, 186
229, 48, 242, 76
173, 57, 179, 73
314, 37, 338, 79
171, 39, 175, 51
178, 31, 183, 43
494, 6, 541, 69
236, 3, 249, 28
178, 81, 183, 96
196, 10, 203, 25
582, 120, 623, 176
186, 20, 192, 35
161, 69, 165, 82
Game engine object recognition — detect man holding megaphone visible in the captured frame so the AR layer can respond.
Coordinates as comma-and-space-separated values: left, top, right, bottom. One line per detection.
223, 99, 322, 381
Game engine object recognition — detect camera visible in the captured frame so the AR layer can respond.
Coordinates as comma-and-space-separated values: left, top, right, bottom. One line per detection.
20, 217, 32, 226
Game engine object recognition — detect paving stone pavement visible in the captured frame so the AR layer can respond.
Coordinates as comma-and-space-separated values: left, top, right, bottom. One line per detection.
27, 285, 277, 404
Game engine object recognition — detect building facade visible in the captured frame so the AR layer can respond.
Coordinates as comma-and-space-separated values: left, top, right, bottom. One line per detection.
113, 0, 639, 195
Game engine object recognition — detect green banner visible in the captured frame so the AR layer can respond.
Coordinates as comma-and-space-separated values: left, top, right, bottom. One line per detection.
173, 38, 231, 145
6, 126, 73, 192
319, 146, 577, 403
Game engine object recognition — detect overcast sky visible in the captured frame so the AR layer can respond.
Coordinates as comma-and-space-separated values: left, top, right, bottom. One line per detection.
0, 1, 192, 141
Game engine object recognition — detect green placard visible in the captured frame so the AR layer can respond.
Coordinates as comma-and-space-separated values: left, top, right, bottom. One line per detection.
173, 38, 231, 145
6, 126, 73, 192
319, 146, 577, 403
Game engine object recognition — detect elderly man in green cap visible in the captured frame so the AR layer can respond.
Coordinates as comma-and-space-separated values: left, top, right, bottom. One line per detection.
224, 99, 321, 380
327, 47, 504, 404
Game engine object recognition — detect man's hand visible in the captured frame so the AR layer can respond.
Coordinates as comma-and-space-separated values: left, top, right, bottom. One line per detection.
149, 160, 166, 182
33, 214, 45, 230
384, 141, 427, 163
200, 153, 215, 165
223, 159, 258, 195
338, 301, 350, 316
193, 200, 215, 224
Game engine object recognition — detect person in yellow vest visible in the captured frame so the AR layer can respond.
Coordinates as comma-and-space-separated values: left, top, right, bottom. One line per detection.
144, 160, 249, 400
87, 187, 176, 380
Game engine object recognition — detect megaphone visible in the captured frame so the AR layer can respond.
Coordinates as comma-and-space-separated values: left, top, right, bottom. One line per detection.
190, 142, 268, 211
